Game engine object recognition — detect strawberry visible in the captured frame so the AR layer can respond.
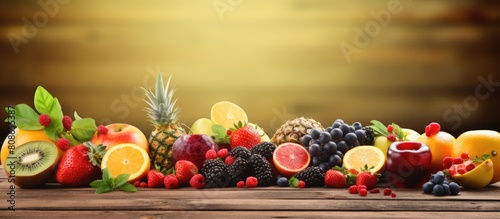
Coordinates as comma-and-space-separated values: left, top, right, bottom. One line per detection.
356, 172, 379, 190
147, 170, 165, 188
324, 170, 347, 188
229, 122, 261, 149
56, 143, 105, 187
175, 160, 198, 185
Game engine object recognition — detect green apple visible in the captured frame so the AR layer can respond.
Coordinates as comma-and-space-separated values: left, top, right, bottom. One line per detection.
191, 118, 215, 136
403, 128, 420, 141
373, 128, 420, 155
248, 123, 271, 142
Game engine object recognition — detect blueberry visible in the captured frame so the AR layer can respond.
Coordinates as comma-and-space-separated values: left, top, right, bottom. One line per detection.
335, 151, 344, 159
337, 141, 349, 154
310, 129, 321, 139
354, 129, 366, 142
442, 184, 450, 195
422, 182, 434, 194
332, 122, 342, 129
312, 156, 321, 166
325, 127, 333, 133
301, 135, 312, 147
344, 133, 358, 146
433, 184, 445, 196
277, 177, 289, 187
323, 141, 337, 155
335, 119, 345, 124
352, 122, 363, 130
319, 132, 332, 144
330, 128, 343, 140
449, 182, 460, 195
340, 124, 351, 136
328, 154, 342, 167
319, 162, 331, 172
430, 173, 445, 185
309, 144, 321, 158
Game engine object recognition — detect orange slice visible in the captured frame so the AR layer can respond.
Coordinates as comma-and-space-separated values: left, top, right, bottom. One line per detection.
101, 143, 150, 182
210, 101, 248, 129
273, 143, 311, 178
343, 146, 385, 173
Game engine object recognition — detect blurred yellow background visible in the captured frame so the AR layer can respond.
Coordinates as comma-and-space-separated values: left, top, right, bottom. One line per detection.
1, 0, 499, 139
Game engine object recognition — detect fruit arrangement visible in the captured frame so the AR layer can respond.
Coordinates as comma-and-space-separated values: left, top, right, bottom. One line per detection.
2, 73, 500, 198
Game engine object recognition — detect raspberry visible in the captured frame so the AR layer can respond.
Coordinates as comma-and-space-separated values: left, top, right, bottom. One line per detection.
391, 192, 397, 198
348, 185, 358, 194
217, 148, 229, 159
465, 163, 475, 171
425, 125, 431, 137
56, 138, 71, 151
246, 177, 258, 188
453, 157, 463, 164
359, 188, 368, 196
225, 156, 236, 165
226, 129, 232, 136
383, 188, 392, 196
442, 157, 453, 169
426, 122, 440, 136
139, 182, 148, 188
164, 174, 179, 189
386, 124, 394, 133
298, 180, 306, 188
457, 168, 466, 175
205, 149, 217, 160
133, 181, 141, 187
358, 185, 367, 191
460, 153, 469, 160
387, 134, 396, 142
38, 114, 51, 127
189, 174, 206, 189
237, 181, 245, 188
97, 125, 108, 135
62, 116, 72, 130
370, 188, 380, 194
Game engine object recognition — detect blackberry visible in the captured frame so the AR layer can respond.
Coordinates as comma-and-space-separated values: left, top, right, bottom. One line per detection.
229, 146, 251, 160
228, 157, 249, 186
201, 159, 230, 188
250, 142, 276, 159
248, 154, 274, 187
362, 126, 375, 145
294, 166, 325, 187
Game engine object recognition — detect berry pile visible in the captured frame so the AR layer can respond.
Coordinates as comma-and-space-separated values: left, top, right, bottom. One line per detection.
422, 171, 460, 196
301, 119, 374, 171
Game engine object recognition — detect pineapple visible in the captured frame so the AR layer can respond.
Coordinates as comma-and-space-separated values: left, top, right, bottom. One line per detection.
271, 117, 324, 145
142, 73, 186, 170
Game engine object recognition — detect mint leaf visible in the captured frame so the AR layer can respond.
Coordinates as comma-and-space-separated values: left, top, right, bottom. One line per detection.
118, 183, 137, 193
102, 168, 114, 187
44, 126, 59, 141
92, 168, 137, 194
48, 98, 64, 133
481, 154, 491, 161
71, 118, 97, 142
370, 120, 388, 136
211, 124, 226, 136
392, 123, 405, 140
289, 176, 299, 188
34, 86, 56, 115
114, 174, 131, 188
90, 180, 113, 194
12, 104, 44, 130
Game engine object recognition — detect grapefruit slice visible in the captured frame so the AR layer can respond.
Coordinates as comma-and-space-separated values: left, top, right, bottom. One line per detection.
343, 146, 385, 173
273, 143, 311, 178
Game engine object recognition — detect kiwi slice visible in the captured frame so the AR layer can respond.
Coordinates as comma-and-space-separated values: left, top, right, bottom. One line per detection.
3, 141, 59, 188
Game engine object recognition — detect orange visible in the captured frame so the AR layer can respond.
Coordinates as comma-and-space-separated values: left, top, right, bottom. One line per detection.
343, 146, 385, 173
1, 128, 60, 165
452, 130, 500, 184
416, 132, 455, 174
273, 143, 311, 178
211, 101, 248, 129
101, 143, 150, 182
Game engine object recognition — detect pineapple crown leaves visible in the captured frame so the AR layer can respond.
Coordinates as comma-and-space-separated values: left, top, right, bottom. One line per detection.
141, 73, 181, 126
83, 141, 107, 168
370, 120, 405, 141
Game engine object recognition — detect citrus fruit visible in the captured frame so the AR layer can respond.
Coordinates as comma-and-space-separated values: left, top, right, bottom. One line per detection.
416, 131, 456, 173
191, 118, 215, 136
1, 128, 59, 166
210, 101, 248, 129
101, 143, 150, 182
450, 159, 494, 189
272, 143, 311, 177
343, 146, 385, 173
452, 130, 500, 184
248, 123, 271, 142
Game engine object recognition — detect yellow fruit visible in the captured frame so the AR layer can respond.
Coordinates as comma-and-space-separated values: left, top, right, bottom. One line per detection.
211, 101, 248, 129
101, 143, 150, 182
343, 146, 385, 173
191, 118, 215, 136
452, 130, 500, 184
451, 159, 494, 189
1, 128, 59, 166
416, 131, 455, 174
248, 123, 271, 142
373, 136, 392, 156
403, 128, 420, 141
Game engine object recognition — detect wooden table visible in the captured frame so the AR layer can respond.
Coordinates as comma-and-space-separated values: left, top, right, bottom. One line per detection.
1, 166, 500, 219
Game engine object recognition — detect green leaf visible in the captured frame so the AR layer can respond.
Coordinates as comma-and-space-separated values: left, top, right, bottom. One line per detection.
288, 176, 299, 188
34, 86, 55, 115
11, 104, 44, 130
43, 126, 59, 142
102, 168, 114, 187
48, 98, 64, 133
90, 180, 113, 194
211, 124, 226, 136
62, 133, 80, 146
118, 183, 137, 193
482, 154, 491, 161
74, 111, 82, 120
370, 120, 388, 137
71, 118, 97, 142
114, 174, 131, 188
392, 123, 405, 140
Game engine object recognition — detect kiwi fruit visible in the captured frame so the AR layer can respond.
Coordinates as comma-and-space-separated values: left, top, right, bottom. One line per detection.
3, 141, 60, 188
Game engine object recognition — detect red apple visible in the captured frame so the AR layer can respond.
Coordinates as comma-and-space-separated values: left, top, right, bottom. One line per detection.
91, 123, 148, 152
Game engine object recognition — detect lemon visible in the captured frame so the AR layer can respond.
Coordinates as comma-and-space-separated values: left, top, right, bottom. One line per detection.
343, 146, 386, 173
191, 118, 215, 136
210, 101, 248, 129
248, 123, 271, 142
451, 159, 494, 189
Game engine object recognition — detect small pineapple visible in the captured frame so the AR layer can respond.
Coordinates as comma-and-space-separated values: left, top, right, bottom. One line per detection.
142, 73, 186, 170
271, 117, 324, 145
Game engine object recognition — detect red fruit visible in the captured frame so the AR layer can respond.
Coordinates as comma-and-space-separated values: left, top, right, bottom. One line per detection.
297, 180, 306, 188
457, 168, 467, 175
460, 152, 469, 160
358, 185, 367, 191
62, 116, 73, 130
348, 185, 358, 194
164, 174, 179, 189
359, 188, 368, 196
56, 138, 71, 151
225, 156, 236, 165
387, 134, 396, 142
133, 181, 141, 187
442, 157, 453, 169
348, 169, 359, 175
189, 174, 206, 189
230, 126, 261, 149
237, 181, 245, 188
383, 188, 392, 196
97, 125, 108, 134
356, 172, 379, 190
217, 148, 229, 159
205, 149, 217, 160
175, 160, 199, 185
147, 170, 165, 188
56, 144, 103, 187
391, 192, 397, 198
38, 114, 51, 127
226, 129, 232, 136
370, 188, 380, 194
465, 163, 475, 171
246, 176, 258, 188
425, 122, 440, 137
139, 182, 148, 188
453, 157, 463, 164
387, 125, 394, 133
324, 170, 347, 188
